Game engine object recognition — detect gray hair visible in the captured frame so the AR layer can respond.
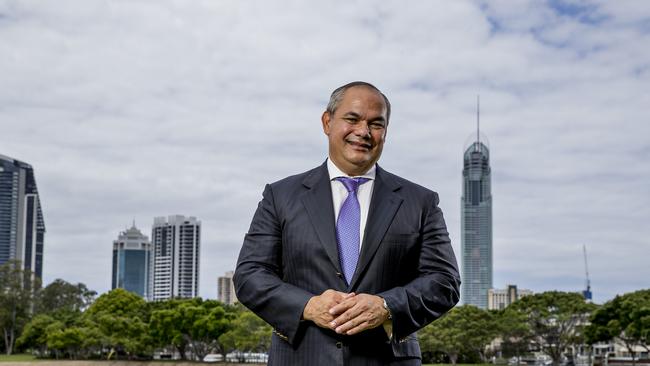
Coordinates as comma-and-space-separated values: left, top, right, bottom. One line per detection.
326, 81, 391, 123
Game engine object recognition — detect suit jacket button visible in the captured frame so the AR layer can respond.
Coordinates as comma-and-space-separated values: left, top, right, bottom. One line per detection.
336, 341, 343, 349
336, 272, 343, 278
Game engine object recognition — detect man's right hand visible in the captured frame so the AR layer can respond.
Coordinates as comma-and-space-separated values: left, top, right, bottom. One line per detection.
303, 289, 354, 328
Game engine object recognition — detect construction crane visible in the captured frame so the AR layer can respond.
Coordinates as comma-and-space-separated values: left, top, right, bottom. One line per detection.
582, 245, 593, 301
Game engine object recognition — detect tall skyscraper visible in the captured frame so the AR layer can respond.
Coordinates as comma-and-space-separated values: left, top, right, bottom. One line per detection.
112, 223, 152, 298
0, 154, 45, 278
461, 101, 493, 309
217, 270, 237, 305
151, 215, 200, 301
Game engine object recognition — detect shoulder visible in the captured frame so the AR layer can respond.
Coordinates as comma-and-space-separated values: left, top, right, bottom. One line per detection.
378, 166, 438, 199
261, 163, 327, 201
269, 165, 323, 189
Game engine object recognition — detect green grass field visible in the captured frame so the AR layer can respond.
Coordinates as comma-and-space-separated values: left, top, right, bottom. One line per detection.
0, 354, 36, 362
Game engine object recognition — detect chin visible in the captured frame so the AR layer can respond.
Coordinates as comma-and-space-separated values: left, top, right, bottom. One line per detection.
345, 156, 371, 166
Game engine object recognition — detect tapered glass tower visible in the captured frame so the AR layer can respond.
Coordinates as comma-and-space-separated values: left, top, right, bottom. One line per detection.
461, 103, 492, 309
0, 154, 45, 278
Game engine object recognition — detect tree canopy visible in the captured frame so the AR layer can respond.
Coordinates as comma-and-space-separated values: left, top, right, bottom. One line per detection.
509, 291, 597, 366
419, 305, 498, 365
0, 260, 40, 355
586, 289, 650, 362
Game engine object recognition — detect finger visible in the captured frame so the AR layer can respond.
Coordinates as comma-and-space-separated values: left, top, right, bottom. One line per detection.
328, 296, 358, 316
345, 321, 371, 335
332, 303, 366, 330
335, 309, 368, 334
326, 290, 350, 304
316, 315, 335, 328
333, 291, 354, 303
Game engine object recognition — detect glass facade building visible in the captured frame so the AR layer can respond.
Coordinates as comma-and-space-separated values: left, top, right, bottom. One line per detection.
151, 215, 200, 301
112, 224, 152, 298
461, 135, 492, 309
0, 154, 45, 278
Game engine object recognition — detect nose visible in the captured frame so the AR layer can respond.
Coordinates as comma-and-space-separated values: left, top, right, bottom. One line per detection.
353, 121, 371, 137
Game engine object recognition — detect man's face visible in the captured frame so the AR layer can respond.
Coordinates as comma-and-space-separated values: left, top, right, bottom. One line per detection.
322, 86, 388, 176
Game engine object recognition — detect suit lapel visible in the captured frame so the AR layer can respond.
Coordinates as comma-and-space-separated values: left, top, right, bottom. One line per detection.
300, 162, 342, 273
349, 166, 403, 290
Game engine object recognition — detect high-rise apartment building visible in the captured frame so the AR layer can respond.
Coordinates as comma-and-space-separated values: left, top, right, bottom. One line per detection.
151, 215, 200, 301
488, 285, 533, 310
112, 223, 152, 298
0, 154, 45, 278
217, 270, 237, 305
461, 105, 493, 309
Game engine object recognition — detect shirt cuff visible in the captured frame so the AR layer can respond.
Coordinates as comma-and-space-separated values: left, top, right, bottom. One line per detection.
382, 319, 393, 340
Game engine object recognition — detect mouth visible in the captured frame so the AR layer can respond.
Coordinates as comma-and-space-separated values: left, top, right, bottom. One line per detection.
346, 140, 372, 150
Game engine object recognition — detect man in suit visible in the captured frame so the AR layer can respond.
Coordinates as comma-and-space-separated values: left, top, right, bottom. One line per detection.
234, 81, 460, 365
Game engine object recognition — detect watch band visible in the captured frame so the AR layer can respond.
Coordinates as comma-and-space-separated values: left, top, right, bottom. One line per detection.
383, 298, 392, 320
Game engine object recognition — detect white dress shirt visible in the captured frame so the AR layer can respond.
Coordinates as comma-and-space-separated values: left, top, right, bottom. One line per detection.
327, 158, 376, 249
327, 158, 393, 338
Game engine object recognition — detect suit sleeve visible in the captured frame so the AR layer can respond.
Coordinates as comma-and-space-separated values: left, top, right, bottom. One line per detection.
378, 191, 461, 341
233, 184, 313, 345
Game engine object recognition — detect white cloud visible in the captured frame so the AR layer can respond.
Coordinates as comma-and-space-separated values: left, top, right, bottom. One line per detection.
0, 0, 648, 303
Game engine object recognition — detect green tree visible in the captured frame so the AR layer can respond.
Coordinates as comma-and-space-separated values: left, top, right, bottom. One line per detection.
15, 314, 57, 356
84, 288, 150, 359
187, 300, 233, 361
0, 260, 40, 355
217, 309, 271, 362
497, 306, 535, 360
419, 305, 497, 365
149, 299, 191, 360
586, 289, 650, 365
36, 279, 96, 316
47, 327, 84, 359
78, 323, 104, 359
149, 298, 234, 361
509, 291, 596, 366
18, 280, 99, 360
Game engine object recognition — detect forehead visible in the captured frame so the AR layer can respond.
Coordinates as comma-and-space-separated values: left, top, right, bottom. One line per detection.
338, 86, 387, 113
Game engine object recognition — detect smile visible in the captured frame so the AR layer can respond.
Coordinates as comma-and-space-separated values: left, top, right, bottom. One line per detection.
346, 140, 372, 150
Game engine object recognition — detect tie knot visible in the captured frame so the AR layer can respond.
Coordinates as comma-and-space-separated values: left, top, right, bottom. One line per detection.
335, 177, 370, 193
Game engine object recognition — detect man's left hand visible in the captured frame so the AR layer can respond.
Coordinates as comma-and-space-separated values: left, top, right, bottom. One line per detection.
328, 293, 389, 335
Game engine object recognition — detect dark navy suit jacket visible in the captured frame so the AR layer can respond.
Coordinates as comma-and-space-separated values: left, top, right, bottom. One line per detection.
234, 162, 460, 365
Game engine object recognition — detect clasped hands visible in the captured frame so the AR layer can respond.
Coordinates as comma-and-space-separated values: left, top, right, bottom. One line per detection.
302, 289, 389, 335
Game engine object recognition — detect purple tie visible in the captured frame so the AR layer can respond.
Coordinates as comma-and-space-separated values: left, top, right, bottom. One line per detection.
335, 177, 370, 284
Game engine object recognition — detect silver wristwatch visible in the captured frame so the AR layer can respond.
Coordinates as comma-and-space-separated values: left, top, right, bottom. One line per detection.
383, 298, 393, 320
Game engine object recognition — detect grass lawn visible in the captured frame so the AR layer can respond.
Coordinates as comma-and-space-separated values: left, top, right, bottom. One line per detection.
0, 354, 36, 362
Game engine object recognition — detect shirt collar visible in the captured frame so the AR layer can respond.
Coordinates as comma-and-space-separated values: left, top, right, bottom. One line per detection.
327, 158, 376, 181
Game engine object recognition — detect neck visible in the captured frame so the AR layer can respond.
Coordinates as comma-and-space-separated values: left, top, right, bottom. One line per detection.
329, 157, 373, 176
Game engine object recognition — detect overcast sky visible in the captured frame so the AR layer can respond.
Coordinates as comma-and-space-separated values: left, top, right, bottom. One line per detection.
1, 0, 648, 304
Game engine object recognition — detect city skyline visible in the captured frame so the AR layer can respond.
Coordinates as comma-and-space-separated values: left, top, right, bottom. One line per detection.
1, 1, 649, 303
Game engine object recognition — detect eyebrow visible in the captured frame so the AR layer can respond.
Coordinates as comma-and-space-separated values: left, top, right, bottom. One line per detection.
342, 112, 386, 123
342, 112, 361, 119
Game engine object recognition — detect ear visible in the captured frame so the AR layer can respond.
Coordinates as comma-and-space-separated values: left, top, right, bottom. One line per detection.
321, 111, 331, 135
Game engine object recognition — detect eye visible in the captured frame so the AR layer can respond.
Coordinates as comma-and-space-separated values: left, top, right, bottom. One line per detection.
369, 122, 386, 129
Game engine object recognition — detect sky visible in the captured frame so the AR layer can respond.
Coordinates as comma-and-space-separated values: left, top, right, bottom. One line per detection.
1, 0, 648, 305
